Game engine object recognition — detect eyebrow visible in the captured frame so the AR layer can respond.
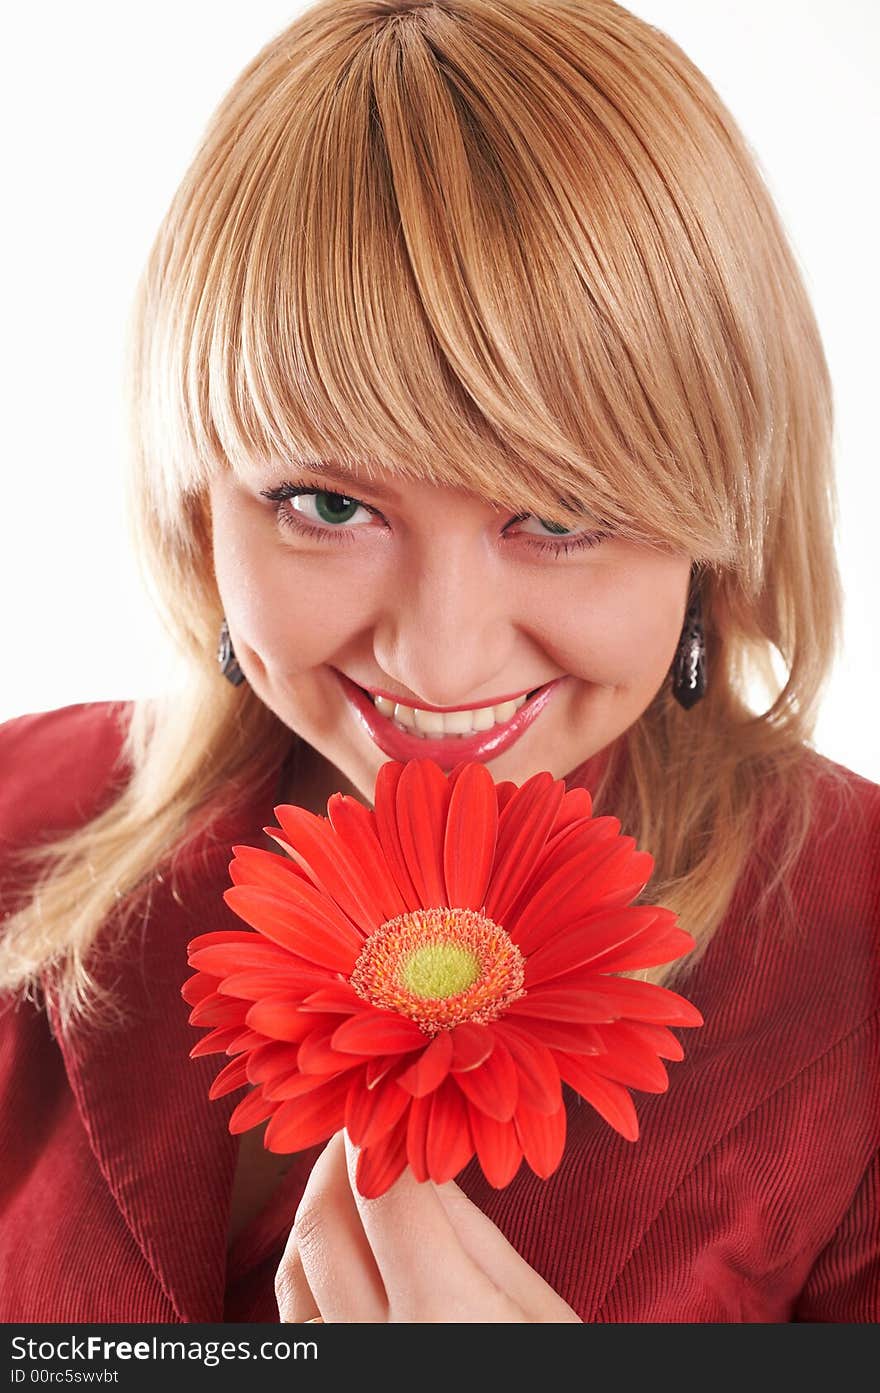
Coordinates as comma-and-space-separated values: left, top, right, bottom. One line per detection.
283, 460, 403, 501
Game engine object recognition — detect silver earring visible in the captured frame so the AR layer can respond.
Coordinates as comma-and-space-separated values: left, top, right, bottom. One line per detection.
672, 589, 706, 709
217, 618, 246, 686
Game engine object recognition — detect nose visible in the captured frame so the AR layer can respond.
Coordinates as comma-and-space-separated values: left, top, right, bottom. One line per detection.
370, 534, 516, 708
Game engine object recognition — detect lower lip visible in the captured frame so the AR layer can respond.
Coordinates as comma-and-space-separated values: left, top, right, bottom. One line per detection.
336, 671, 568, 767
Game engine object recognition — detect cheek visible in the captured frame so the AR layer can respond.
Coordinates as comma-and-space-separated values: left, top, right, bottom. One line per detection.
543, 560, 687, 686
214, 531, 371, 672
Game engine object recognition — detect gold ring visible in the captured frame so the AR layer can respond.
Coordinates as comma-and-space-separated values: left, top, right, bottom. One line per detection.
281, 1316, 324, 1323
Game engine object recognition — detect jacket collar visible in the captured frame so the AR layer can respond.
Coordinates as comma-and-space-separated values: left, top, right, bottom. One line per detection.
46, 759, 282, 1322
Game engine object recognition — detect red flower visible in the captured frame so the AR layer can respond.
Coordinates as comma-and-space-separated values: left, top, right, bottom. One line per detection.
183, 759, 703, 1198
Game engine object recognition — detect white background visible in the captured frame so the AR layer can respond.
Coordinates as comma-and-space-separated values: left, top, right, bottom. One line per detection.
2, 2, 877, 780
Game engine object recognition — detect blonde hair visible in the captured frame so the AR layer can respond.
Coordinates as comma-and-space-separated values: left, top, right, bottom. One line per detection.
1, 0, 853, 1040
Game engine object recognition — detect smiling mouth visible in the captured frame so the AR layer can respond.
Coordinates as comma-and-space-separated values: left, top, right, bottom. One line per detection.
354, 684, 545, 706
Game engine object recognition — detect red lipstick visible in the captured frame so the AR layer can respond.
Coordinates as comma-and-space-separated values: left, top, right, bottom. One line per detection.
336, 670, 567, 769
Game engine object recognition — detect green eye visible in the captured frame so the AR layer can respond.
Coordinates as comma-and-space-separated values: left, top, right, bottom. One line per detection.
311, 491, 362, 524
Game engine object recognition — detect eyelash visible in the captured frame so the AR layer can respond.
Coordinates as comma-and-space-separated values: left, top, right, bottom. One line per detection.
258, 480, 611, 556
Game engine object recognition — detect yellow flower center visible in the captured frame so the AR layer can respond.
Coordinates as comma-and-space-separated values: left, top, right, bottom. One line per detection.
400, 942, 481, 998
350, 906, 526, 1036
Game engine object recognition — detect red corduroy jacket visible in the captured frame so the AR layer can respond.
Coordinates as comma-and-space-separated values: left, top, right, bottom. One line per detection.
0, 700, 878, 1323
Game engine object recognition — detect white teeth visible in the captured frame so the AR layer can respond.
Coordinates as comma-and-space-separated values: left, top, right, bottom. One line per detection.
369, 690, 530, 738
413, 708, 446, 736
393, 703, 419, 731
443, 707, 485, 735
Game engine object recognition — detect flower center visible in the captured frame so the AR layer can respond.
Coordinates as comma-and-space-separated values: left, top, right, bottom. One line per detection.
400, 942, 481, 998
350, 906, 526, 1036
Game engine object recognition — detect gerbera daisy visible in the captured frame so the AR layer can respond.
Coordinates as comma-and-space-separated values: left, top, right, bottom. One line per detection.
183, 758, 703, 1198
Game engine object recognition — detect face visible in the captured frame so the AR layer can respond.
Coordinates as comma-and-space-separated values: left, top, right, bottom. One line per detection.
208, 462, 692, 808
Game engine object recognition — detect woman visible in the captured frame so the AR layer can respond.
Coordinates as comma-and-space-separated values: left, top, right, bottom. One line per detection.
0, 0, 877, 1323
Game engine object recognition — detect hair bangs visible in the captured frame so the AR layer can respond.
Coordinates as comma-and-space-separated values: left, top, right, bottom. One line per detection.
138, 0, 773, 573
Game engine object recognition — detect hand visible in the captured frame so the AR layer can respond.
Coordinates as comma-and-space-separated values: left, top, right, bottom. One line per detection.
274, 1130, 582, 1323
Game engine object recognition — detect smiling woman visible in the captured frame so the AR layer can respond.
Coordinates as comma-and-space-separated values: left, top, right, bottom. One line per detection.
0, 0, 877, 1327
207, 461, 691, 789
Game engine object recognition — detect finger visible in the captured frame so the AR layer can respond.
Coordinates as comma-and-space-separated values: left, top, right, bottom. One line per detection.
343, 1131, 501, 1319
284, 1130, 387, 1322
433, 1179, 582, 1322
275, 1239, 321, 1323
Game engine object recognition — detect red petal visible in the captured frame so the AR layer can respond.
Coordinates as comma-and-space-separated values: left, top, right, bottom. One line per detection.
516, 838, 655, 947
228, 1085, 277, 1134
396, 1030, 453, 1097
189, 992, 249, 1029
513, 815, 619, 895
181, 973, 219, 1007
326, 794, 410, 921
494, 782, 519, 813
443, 763, 498, 909
270, 802, 386, 936
550, 785, 593, 833
406, 1093, 433, 1182
265, 1068, 351, 1102
484, 772, 565, 924
189, 1025, 242, 1058
542, 973, 704, 1027
580, 922, 697, 975
492, 1022, 562, 1113
188, 941, 301, 975
345, 1071, 411, 1148
365, 1055, 398, 1089
331, 1009, 426, 1056
299, 983, 363, 1014
223, 884, 362, 972
453, 1033, 518, 1122
245, 999, 337, 1043
228, 843, 313, 891
450, 1021, 495, 1072
296, 1023, 372, 1076
426, 1078, 474, 1184
511, 1016, 603, 1054
264, 1072, 353, 1152
523, 906, 674, 987
506, 986, 619, 1024
467, 1101, 523, 1187
245, 1040, 301, 1084
555, 1053, 640, 1140
514, 1098, 568, 1178
264, 1064, 323, 1097
224, 1027, 265, 1054
186, 929, 273, 956
619, 1020, 685, 1061
591, 1048, 669, 1093
208, 1054, 251, 1099
576, 844, 654, 912
355, 1112, 410, 1198
444, 760, 476, 792
592, 1019, 678, 1087
505, 822, 626, 951
218, 966, 332, 1001
372, 762, 422, 910
395, 760, 452, 907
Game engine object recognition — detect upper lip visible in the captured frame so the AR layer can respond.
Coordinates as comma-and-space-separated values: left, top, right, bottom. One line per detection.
343, 673, 550, 713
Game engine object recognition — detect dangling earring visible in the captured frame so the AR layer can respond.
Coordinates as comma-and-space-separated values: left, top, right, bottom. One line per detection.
672, 588, 707, 709
217, 617, 246, 686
